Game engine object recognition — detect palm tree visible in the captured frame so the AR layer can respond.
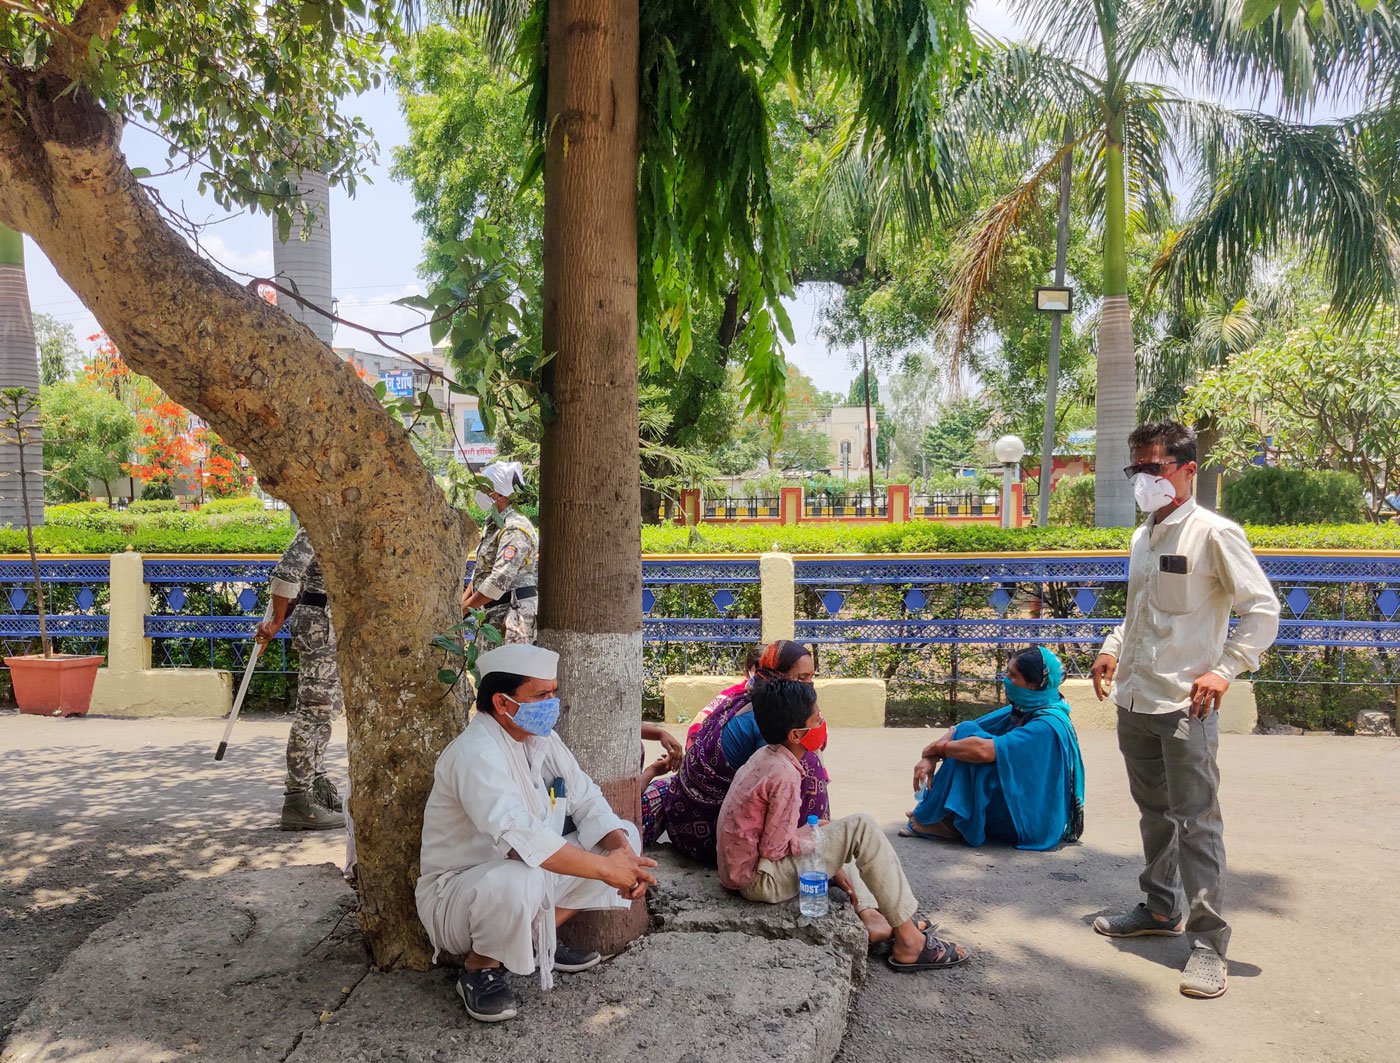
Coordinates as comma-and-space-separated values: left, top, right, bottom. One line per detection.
909, 0, 1397, 525
0, 223, 43, 528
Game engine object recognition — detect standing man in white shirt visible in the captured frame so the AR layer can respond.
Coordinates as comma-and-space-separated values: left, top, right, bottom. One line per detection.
416, 644, 658, 1023
1090, 421, 1279, 1000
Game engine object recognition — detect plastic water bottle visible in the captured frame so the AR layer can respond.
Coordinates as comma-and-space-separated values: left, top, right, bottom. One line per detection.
797, 815, 829, 918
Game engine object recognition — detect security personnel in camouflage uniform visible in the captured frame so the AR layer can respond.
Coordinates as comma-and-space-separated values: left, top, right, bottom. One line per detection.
461, 461, 539, 648
256, 524, 346, 831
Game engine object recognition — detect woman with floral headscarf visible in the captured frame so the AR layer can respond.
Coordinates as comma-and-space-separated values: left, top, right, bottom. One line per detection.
641, 640, 829, 863
903, 646, 1086, 851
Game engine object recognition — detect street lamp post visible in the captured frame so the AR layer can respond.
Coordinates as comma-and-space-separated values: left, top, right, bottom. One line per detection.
1034, 124, 1075, 527
994, 434, 1026, 529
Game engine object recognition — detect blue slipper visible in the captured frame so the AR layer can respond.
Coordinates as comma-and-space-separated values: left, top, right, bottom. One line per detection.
898, 819, 957, 842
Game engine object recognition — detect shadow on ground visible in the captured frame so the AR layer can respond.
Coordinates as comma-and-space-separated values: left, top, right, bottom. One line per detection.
833, 830, 1291, 1063
0, 733, 343, 1046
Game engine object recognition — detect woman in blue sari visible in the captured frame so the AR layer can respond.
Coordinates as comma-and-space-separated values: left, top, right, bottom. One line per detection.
902, 646, 1085, 851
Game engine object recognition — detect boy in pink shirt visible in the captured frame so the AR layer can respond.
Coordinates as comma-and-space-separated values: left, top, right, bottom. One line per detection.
716, 679, 970, 971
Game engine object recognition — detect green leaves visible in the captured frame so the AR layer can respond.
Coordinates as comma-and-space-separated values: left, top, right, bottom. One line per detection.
1183, 315, 1400, 519
433, 608, 502, 692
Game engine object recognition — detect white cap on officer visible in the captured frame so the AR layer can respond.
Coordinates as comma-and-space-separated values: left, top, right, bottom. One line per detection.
477, 643, 558, 681
482, 461, 526, 497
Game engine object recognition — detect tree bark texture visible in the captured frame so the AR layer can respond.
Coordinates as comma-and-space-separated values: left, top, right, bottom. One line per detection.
1095, 122, 1136, 528
1095, 294, 1136, 528
0, 224, 44, 528
538, 0, 647, 951
0, 67, 472, 969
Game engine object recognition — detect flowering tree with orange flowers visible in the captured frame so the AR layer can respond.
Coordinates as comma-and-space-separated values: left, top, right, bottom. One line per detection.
84, 333, 252, 501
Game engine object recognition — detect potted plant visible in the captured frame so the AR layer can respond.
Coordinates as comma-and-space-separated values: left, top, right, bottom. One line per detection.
2, 387, 104, 716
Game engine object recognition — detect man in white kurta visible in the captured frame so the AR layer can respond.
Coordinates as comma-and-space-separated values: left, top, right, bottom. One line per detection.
416, 643, 658, 1023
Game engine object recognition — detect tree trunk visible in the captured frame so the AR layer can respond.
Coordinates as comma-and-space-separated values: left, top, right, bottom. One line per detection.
538, 0, 646, 952
1195, 418, 1222, 510
0, 224, 44, 529
1094, 116, 1136, 528
640, 482, 663, 525
0, 68, 471, 969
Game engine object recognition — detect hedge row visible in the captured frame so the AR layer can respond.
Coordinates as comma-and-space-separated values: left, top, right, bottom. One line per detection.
2, 504, 296, 554
640, 520, 1400, 554
6, 511, 1399, 556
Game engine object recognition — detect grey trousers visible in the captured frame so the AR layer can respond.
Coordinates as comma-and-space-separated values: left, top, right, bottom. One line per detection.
1117, 706, 1229, 956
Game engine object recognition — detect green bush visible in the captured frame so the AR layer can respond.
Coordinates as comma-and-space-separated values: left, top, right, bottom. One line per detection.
1223, 467, 1365, 525
129, 498, 181, 513
1048, 474, 1095, 526
4, 505, 294, 554
641, 519, 1400, 554
200, 496, 264, 514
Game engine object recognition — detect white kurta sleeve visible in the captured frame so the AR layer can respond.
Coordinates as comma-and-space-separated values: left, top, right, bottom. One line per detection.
457, 745, 567, 868
553, 740, 629, 850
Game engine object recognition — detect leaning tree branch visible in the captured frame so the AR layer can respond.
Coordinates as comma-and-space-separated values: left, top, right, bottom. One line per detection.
43, 0, 137, 78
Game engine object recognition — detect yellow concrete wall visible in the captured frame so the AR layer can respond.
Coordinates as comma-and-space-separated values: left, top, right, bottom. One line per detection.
666, 675, 1253, 734
664, 675, 885, 727
90, 551, 234, 719
91, 669, 233, 718
1058, 679, 1257, 734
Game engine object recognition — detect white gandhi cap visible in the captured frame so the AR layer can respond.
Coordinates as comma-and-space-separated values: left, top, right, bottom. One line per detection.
476, 643, 558, 681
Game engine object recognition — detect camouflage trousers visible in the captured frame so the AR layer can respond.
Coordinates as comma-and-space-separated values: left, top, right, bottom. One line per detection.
474, 600, 537, 653
285, 606, 345, 794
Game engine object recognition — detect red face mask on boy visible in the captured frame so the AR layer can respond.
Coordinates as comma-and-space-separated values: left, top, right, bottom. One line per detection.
798, 720, 828, 753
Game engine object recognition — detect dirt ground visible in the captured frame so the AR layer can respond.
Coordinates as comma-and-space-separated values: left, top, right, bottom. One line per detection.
1, 711, 1397, 1061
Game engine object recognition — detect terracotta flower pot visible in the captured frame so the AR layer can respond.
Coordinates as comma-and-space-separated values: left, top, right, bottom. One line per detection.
5, 654, 104, 717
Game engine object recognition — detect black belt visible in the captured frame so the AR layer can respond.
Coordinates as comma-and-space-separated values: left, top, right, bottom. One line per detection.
512, 586, 538, 601
298, 592, 329, 608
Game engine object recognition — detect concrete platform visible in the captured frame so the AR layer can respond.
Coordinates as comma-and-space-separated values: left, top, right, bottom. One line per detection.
2, 714, 1396, 1063
3, 853, 864, 1063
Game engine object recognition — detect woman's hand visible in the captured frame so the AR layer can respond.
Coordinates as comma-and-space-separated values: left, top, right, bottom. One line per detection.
657, 728, 684, 771
913, 756, 936, 793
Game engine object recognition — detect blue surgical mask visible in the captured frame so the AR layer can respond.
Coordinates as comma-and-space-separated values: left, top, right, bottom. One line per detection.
505, 694, 561, 736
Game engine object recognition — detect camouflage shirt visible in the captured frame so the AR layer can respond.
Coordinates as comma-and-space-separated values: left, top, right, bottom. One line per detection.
472, 508, 538, 603
269, 526, 327, 600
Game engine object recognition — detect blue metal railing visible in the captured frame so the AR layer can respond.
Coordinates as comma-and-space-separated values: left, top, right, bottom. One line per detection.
790, 554, 1400, 701
0, 558, 110, 656
6, 554, 1398, 720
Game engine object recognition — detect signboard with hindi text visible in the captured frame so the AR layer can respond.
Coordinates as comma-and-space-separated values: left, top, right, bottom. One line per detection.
381, 370, 415, 398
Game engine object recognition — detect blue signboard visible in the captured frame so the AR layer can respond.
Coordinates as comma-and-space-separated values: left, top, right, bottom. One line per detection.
382, 370, 415, 398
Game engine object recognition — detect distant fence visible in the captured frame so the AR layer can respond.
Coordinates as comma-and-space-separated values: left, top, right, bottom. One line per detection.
680, 483, 1032, 526
4, 551, 1398, 726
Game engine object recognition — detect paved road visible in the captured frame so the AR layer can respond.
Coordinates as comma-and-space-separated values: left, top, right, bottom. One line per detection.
1, 712, 1397, 1061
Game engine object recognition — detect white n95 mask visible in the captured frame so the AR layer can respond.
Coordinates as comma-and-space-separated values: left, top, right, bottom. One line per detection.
1132, 473, 1176, 512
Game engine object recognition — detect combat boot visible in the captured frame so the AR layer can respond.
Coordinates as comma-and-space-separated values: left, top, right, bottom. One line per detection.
280, 791, 346, 831
311, 775, 343, 813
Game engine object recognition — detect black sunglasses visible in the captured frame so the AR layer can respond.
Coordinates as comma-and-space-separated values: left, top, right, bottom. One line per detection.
1123, 461, 1183, 479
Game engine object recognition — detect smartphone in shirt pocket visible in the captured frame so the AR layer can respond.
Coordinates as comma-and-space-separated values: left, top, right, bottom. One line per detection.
1154, 554, 1194, 613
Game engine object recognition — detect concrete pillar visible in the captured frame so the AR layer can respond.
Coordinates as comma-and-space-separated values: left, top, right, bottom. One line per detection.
759, 552, 795, 643
678, 488, 701, 526
105, 549, 151, 670
888, 484, 911, 523
780, 486, 803, 526
91, 551, 232, 717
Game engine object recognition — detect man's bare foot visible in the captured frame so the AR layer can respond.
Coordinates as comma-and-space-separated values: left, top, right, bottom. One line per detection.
900, 818, 962, 841
859, 907, 894, 943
